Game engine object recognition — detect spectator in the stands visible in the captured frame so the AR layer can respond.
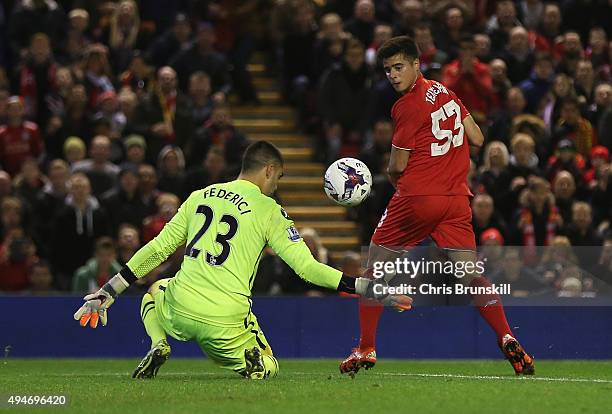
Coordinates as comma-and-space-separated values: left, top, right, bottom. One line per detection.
142, 192, 179, 243
314, 13, 350, 81
0, 96, 43, 177
486, 0, 520, 51
558, 31, 584, 77
442, 35, 493, 122
586, 27, 608, 71
433, 6, 464, 61
545, 139, 585, 185
60, 84, 91, 144
472, 193, 507, 244
489, 58, 512, 111
133, 66, 194, 161
119, 51, 155, 99
81, 44, 115, 110
13, 158, 45, 209
63, 136, 86, 166
552, 170, 577, 225
190, 105, 249, 173
7, 0, 66, 59
121, 134, 146, 169
147, 12, 192, 69
392, 0, 424, 39
101, 165, 147, 235
50, 173, 110, 290
563, 202, 602, 246
511, 176, 561, 264
63, 8, 91, 65
27, 260, 55, 294
138, 164, 159, 215
360, 119, 392, 175
72, 135, 120, 198
344, 0, 378, 48
188, 71, 216, 126
414, 23, 447, 77
553, 97, 595, 158
488, 87, 527, 144
0, 224, 38, 292
35, 159, 69, 253
281, 1, 318, 131
15, 32, 57, 125
541, 73, 577, 133
44, 66, 74, 159
100, 0, 149, 73
157, 145, 186, 196
365, 24, 393, 71
574, 60, 595, 104
170, 22, 231, 99
183, 146, 230, 199
72, 236, 122, 293
474, 33, 494, 64
478, 141, 513, 218
501, 26, 535, 85
318, 38, 372, 160
116, 223, 141, 266
519, 53, 554, 114
532, 3, 563, 61
584, 145, 609, 187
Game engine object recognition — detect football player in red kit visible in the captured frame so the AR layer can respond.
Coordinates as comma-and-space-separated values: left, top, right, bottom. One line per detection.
340, 36, 534, 376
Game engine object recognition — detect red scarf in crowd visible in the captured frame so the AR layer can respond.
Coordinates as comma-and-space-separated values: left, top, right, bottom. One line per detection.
19, 62, 57, 118
520, 204, 559, 264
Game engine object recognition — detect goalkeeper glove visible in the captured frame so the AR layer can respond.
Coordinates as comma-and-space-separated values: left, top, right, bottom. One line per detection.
355, 277, 412, 312
73, 273, 130, 328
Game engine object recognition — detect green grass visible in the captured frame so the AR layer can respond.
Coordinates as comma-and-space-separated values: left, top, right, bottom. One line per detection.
1, 359, 612, 414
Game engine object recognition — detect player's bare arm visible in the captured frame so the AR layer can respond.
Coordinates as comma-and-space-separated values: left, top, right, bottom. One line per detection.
462, 114, 484, 148
387, 145, 410, 187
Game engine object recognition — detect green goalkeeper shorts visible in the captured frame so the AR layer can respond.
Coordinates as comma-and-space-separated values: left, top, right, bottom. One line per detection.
151, 278, 274, 374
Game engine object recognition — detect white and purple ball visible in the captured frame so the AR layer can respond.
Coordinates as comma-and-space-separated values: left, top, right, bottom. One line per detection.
324, 158, 372, 207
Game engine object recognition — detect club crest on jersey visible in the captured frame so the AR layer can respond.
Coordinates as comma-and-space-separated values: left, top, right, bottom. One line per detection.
287, 226, 301, 242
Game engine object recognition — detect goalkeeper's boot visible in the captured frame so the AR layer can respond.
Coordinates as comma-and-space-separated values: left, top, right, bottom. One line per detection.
500, 334, 535, 376
132, 339, 171, 379
244, 346, 267, 380
339, 347, 377, 375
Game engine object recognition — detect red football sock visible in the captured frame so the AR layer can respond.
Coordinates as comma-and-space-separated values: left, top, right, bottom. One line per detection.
358, 298, 384, 349
470, 276, 513, 343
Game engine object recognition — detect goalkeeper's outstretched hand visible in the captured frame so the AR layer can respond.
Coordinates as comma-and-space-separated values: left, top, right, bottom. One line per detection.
73, 273, 131, 328
73, 287, 115, 328
355, 277, 412, 312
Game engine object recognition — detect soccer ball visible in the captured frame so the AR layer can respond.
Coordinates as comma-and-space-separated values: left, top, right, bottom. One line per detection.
324, 158, 372, 207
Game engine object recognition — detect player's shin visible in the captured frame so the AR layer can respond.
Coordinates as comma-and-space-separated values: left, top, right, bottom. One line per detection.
358, 299, 384, 349
469, 276, 513, 342
140, 293, 167, 348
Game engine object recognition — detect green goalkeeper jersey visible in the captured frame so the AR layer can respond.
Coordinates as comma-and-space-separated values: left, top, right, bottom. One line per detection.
126, 179, 342, 326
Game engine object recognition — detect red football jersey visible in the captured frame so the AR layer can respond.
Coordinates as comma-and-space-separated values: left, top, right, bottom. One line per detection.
0, 121, 43, 176
391, 75, 472, 197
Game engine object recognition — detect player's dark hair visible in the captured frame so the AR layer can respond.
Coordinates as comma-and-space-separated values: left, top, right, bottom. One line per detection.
241, 141, 284, 173
377, 36, 419, 62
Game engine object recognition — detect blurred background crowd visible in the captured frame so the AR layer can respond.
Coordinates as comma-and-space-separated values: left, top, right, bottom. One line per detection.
0, 0, 610, 299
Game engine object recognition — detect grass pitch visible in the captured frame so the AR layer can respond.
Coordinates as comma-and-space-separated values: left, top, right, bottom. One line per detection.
1, 359, 611, 413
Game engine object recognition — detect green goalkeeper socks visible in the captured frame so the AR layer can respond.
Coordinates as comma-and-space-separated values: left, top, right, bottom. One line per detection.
140, 293, 167, 348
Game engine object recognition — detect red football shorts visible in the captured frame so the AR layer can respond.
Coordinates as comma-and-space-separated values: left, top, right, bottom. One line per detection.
371, 194, 476, 250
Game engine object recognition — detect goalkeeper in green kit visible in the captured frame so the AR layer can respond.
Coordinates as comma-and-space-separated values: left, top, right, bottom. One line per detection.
73, 141, 411, 379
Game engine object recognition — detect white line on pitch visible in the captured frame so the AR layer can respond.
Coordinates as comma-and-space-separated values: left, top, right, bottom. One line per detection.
16, 372, 612, 384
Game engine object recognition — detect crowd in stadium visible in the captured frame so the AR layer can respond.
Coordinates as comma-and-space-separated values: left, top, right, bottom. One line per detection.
0, 0, 610, 298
